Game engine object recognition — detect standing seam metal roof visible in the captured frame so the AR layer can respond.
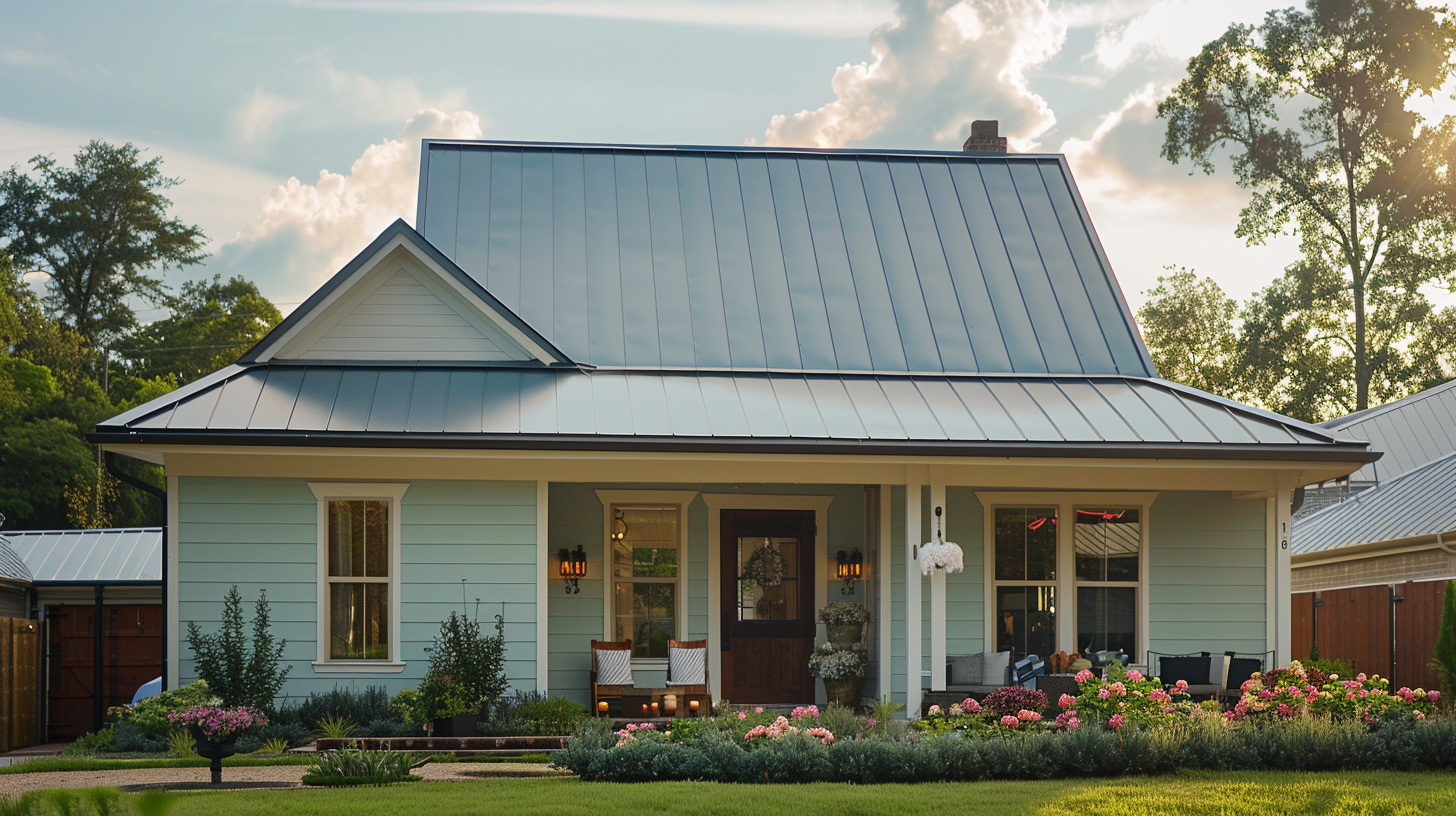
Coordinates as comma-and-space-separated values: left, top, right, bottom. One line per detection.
0, 537, 31, 583
415, 142, 1155, 377
1292, 450, 1456, 555
3, 528, 162, 583
1323, 378, 1456, 484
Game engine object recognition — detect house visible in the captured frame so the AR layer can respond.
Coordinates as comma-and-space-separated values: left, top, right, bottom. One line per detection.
1291, 382, 1456, 692
0, 528, 164, 741
91, 139, 1378, 716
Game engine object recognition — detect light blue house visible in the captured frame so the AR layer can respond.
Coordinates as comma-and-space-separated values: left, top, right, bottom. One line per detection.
93, 139, 1377, 715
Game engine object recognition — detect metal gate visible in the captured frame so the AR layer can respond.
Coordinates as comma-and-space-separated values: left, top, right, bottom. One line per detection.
0, 616, 39, 752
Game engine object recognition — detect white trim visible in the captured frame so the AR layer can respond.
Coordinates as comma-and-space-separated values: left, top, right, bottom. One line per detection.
1274, 489, 1293, 665
701, 493, 835, 705
536, 480, 549, 695
1266, 496, 1277, 658
595, 490, 698, 667
975, 491, 1158, 664
877, 485, 892, 706
166, 473, 180, 691
310, 661, 407, 673
904, 481, 922, 718
929, 483, 947, 692
308, 482, 410, 670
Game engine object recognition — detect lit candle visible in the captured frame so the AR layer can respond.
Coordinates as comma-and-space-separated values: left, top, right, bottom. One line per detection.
598, 701, 608, 714
650, 702, 659, 716
689, 700, 700, 713
642, 703, 649, 715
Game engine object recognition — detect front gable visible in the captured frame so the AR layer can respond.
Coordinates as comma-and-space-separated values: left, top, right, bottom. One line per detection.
243, 221, 568, 366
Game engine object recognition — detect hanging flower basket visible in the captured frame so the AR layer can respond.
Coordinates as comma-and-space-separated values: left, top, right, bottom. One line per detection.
742, 541, 786, 588
919, 540, 965, 576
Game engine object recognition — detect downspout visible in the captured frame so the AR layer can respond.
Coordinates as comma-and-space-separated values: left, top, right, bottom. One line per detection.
1438, 531, 1456, 555
103, 451, 168, 690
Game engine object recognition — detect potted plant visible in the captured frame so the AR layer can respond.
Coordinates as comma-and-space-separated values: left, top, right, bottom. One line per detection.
167, 705, 266, 784
818, 602, 869, 649
809, 645, 868, 707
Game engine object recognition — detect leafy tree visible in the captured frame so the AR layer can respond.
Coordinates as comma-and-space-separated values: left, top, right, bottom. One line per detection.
1137, 267, 1241, 395
0, 417, 98, 528
186, 585, 291, 712
417, 612, 508, 723
120, 275, 282, 383
1436, 580, 1456, 689
0, 140, 207, 343
1159, 0, 1456, 413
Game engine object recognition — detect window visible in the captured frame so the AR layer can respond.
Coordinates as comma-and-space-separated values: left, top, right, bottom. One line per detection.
611, 505, 680, 659
310, 483, 407, 671
1074, 508, 1140, 657
993, 507, 1058, 659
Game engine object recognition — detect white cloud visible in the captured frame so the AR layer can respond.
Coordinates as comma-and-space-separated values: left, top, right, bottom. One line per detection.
757, 0, 1066, 150
0, 48, 69, 71
1090, 0, 1282, 72
210, 109, 484, 305
228, 90, 307, 148
292, 0, 899, 36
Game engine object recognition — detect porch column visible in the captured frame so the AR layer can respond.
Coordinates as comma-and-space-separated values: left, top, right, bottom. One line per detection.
929, 483, 947, 692
536, 480, 549, 694
905, 482, 922, 718
1274, 488, 1292, 665
877, 485, 892, 708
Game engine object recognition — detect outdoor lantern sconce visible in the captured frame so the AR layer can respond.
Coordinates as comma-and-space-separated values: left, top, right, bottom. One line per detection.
611, 510, 628, 543
558, 545, 587, 594
836, 549, 863, 594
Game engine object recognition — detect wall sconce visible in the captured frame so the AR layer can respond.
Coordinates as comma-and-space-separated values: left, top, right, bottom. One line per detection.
836, 549, 862, 595
558, 545, 587, 594
611, 510, 628, 543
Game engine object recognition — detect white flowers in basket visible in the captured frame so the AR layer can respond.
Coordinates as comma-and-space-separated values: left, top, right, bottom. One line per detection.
920, 505, 964, 576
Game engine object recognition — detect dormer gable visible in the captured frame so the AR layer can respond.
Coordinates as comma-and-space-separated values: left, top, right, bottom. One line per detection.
242, 220, 569, 366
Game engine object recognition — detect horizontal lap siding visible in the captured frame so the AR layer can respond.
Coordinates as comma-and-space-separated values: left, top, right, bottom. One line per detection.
945, 487, 985, 660
176, 477, 538, 702
1149, 491, 1267, 657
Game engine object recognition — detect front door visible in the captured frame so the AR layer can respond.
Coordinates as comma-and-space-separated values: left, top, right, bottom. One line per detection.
719, 509, 816, 703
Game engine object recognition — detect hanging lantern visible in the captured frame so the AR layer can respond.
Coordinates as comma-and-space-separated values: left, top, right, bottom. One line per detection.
919, 506, 965, 576
611, 510, 629, 542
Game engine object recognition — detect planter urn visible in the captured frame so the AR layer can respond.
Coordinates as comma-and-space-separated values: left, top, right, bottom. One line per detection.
188, 725, 240, 785
822, 676, 864, 708
825, 623, 864, 649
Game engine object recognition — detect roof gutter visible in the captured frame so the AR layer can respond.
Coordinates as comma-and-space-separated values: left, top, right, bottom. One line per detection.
1292, 528, 1456, 566
102, 451, 170, 690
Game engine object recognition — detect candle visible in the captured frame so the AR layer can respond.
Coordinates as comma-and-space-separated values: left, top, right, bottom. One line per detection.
663, 694, 677, 715
650, 702, 659, 716
598, 701, 608, 714
642, 703, 649, 715
689, 699, 700, 713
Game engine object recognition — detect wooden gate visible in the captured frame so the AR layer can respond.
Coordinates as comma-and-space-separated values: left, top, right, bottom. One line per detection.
1291, 580, 1449, 692
0, 617, 39, 752
46, 606, 164, 739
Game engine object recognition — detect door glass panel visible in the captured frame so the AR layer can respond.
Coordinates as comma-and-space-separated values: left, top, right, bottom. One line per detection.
1077, 586, 1135, 656
995, 585, 1055, 660
615, 582, 675, 659
1074, 508, 1140, 582
736, 537, 800, 621
994, 508, 1057, 581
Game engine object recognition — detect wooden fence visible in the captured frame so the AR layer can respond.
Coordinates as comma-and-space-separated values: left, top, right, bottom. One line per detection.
1292, 579, 1450, 692
0, 616, 39, 752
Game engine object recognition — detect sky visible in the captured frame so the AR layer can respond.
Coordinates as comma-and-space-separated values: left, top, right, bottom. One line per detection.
3, 0, 1448, 323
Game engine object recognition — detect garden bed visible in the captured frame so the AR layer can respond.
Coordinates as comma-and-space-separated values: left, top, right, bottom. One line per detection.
314, 736, 567, 755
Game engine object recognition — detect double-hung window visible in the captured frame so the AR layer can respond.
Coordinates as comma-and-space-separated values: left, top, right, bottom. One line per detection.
310, 483, 408, 671
610, 505, 681, 659
992, 507, 1059, 660
1074, 508, 1140, 657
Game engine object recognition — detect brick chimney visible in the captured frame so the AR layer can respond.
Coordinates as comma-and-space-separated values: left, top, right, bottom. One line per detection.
962, 120, 1008, 153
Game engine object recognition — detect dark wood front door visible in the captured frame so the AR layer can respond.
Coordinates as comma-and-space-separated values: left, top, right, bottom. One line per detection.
720, 509, 816, 704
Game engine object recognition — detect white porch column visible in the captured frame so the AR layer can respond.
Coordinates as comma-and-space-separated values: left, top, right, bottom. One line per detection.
1274, 489, 1293, 665
536, 480, 549, 694
905, 482, 922, 717
878, 485, 893, 706
929, 483, 947, 692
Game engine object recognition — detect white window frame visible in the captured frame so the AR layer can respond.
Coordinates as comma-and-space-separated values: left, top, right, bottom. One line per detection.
978, 492, 1156, 663
310, 482, 410, 673
595, 490, 697, 668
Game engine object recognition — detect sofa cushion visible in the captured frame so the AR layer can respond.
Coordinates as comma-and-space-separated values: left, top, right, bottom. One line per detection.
981, 651, 1011, 686
948, 654, 984, 686
1158, 656, 1211, 685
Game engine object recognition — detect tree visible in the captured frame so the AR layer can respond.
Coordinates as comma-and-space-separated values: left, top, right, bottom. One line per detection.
119, 275, 282, 384
186, 585, 291, 712
0, 140, 207, 343
1436, 580, 1456, 690
1159, 0, 1456, 412
1137, 267, 1242, 395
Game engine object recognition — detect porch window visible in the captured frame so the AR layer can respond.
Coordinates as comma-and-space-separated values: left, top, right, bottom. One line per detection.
611, 505, 680, 659
1074, 508, 1140, 657
993, 507, 1058, 659
326, 499, 391, 660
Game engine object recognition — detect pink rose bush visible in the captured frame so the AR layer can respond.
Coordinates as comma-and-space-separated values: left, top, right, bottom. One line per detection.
915, 690, 1052, 734
167, 705, 266, 741
1227, 660, 1439, 723
1060, 666, 1197, 730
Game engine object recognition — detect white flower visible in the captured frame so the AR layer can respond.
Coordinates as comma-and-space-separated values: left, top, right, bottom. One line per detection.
919, 540, 965, 575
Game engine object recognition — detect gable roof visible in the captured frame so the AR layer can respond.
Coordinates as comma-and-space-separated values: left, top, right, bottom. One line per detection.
1292, 450, 1456, 555
241, 219, 572, 366
0, 537, 31, 584
1322, 379, 1456, 484
415, 141, 1155, 376
3, 528, 162, 583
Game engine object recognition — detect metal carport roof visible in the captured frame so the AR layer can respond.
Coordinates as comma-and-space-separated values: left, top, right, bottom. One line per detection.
3, 528, 162, 584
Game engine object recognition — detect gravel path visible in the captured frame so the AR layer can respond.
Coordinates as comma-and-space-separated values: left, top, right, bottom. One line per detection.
0, 763, 568, 797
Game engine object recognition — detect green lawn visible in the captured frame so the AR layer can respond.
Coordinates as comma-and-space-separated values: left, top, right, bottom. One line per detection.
168, 771, 1456, 816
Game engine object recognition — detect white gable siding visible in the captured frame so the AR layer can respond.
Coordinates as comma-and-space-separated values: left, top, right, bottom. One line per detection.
280, 265, 535, 362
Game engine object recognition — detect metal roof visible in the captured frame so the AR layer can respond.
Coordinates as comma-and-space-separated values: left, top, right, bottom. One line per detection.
414, 141, 1155, 377
1322, 379, 1456, 484
0, 537, 31, 583
92, 365, 1375, 461
1292, 450, 1456, 555
3, 528, 162, 583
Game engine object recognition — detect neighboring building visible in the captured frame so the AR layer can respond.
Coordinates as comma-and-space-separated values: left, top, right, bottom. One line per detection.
92, 140, 1377, 716
0, 537, 30, 619
1, 528, 163, 739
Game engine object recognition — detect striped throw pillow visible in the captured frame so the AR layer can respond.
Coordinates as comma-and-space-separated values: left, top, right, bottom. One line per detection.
667, 645, 706, 685
595, 648, 633, 686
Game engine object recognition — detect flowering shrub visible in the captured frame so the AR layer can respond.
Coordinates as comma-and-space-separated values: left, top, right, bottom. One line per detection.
743, 715, 837, 746
807, 645, 868, 679
915, 693, 1059, 734
1229, 661, 1440, 723
167, 705, 266, 741
981, 686, 1048, 717
1061, 666, 1198, 728
109, 680, 221, 738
